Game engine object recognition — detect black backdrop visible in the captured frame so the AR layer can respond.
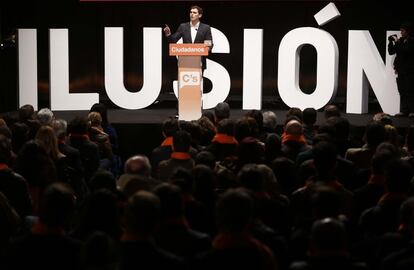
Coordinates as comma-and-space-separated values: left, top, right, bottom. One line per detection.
0, 0, 411, 112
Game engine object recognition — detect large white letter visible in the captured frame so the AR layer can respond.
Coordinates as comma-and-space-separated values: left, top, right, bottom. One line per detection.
173, 27, 231, 109
49, 29, 99, 111
347, 31, 399, 114
105, 27, 162, 109
243, 29, 263, 110
278, 27, 338, 110
18, 29, 38, 110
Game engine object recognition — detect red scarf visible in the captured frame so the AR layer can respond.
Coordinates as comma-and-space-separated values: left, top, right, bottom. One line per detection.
368, 174, 385, 185
161, 137, 173, 147
32, 221, 65, 236
212, 134, 238, 145
0, 163, 9, 171
171, 152, 191, 160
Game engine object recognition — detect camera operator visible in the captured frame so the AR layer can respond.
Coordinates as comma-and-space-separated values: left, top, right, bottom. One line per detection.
388, 22, 414, 117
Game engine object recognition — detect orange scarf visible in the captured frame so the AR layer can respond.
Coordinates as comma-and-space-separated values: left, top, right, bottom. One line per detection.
161, 137, 173, 147
212, 134, 238, 145
171, 152, 191, 160
0, 163, 9, 171
281, 132, 307, 145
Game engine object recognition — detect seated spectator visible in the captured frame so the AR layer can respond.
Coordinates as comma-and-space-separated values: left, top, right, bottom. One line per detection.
290, 218, 367, 270
7, 183, 81, 270
88, 111, 114, 171
157, 130, 195, 181
194, 188, 277, 270
0, 135, 32, 218
120, 191, 183, 270
68, 116, 100, 183
153, 183, 211, 262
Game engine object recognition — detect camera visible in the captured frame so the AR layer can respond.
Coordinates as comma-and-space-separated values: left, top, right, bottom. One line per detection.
388, 35, 397, 42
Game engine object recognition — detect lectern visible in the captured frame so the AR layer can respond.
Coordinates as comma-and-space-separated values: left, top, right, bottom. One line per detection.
169, 43, 209, 121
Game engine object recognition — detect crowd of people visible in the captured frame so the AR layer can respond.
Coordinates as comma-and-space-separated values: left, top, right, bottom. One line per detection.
1, 101, 414, 270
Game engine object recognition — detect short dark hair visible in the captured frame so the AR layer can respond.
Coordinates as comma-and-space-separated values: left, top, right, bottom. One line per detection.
190, 5, 203, 15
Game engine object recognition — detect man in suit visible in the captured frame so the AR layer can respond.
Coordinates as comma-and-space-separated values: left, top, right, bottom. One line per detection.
163, 5, 213, 70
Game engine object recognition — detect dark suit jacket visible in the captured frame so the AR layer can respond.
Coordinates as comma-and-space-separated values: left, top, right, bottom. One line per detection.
167, 22, 213, 69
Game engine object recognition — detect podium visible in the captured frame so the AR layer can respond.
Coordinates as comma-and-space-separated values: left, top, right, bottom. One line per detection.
169, 43, 209, 121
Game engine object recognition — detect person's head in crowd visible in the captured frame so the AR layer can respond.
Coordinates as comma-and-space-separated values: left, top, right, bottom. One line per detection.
68, 116, 89, 135
81, 231, 119, 270
169, 167, 193, 194
257, 164, 279, 196
202, 110, 215, 124
325, 116, 350, 142
364, 120, 386, 149
234, 117, 259, 142
323, 104, 341, 119
286, 107, 303, 123
197, 116, 216, 145
216, 118, 235, 136
36, 108, 54, 126
214, 102, 230, 124
316, 121, 336, 139
271, 157, 299, 195
0, 125, 12, 145
245, 109, 263, 132
303, 107, 317, 127
124, 155, 152, 177
52, 118, 68, 140
237, 137, 264, 167
153, 183, 184, 220
373, 112, 393, 126
90, 103, 109, 126
161, 116, 180, 138
35, 125, 62, 161
180, 120, 202, 146
78, 189, 122, 239
192, 164, 216, 201
237, 163, 265, 193
0, 118, 6, 128
309, 218, 347, 257
38, 182, 76, 230
195, 151, 216, 170
123, 190, 161, 236
262, 111, 278, 133
312, 141, 338, 179
172, 130, 192, 153
384, 159, 413, 194
384, 124, 401, 148
264, 133, 282, 162
284, 119, 303, 136
0, 134, 12, 165
215, 188, 254, 233
88, 111, 103, 128
399, 197, 414, 232
371, 147, 398, 176
400, 21, 413, 38
89, 169, 117, 193
405, 125, 414, 152
311, 186, 341, 220
18, 104, 35, 122
10, 122, 30, 153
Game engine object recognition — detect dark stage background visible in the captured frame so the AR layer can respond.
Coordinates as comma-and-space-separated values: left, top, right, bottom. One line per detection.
0, 0, 412, 113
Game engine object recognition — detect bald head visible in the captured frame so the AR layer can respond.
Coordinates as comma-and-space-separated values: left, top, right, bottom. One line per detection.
124, 155, 151, 177
285, 119, 303, 136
